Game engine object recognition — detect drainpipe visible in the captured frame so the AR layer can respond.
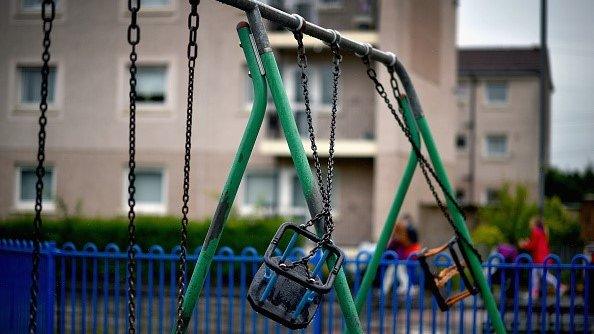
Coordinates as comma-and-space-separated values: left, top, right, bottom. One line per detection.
538, 0, 548, 216
468, 75, 478, 205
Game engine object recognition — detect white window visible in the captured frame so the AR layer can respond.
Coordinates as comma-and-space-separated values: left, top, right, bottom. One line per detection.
15, 166, 56, 211
18, 65, 57, 105
288, 66, 334, 109
123, 168, 166, 214
484, 134, 509, 158
136, 65, 167, 105
241, 168, 340, 219
485, 81, 508, 105
20, 0, 60, 12
143, 0, 171, 9
242, 172, 278, 215
319, 0, 342, 6
287, 65, 336, 137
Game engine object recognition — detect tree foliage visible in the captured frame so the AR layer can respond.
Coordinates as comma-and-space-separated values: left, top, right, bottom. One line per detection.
473, 184, 583, 250
545, 164, 594, 204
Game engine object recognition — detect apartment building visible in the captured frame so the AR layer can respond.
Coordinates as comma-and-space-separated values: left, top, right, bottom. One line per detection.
0, 0, 459, 247
454, 48, 552, 205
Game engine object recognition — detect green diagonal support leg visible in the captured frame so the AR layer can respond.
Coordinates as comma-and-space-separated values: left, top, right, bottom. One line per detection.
416, 115, 506, 334
353, 96, 420, 312
244, 7, 363, 333
260, 49, 364, 334
177, 24, 267, 333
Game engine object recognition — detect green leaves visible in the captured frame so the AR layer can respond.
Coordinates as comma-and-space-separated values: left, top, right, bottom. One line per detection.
474, 184, 583, 250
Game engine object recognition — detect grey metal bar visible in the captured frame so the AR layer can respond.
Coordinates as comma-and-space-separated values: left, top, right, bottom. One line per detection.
216, 0, 396, 66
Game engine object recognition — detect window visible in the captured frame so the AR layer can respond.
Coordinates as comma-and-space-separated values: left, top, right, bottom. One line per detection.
485, 81, 508, 104
16, 166, 55, 211
320, 0, 342, 5
124, 168, 166, 214
291, 174, 307, 208
485, 134, 508, 157
456, 133, 467, 151
293, 0, 316, 23
20, 0, 60, 12
244, 172, 278, 213
289, 66, 334, 109
143, 0, 171, 9
18, 66, 57, 105
136, 65, 167, 104
456, 82, 470, 105
484, 188, 499, 204
294, 110, 309, 137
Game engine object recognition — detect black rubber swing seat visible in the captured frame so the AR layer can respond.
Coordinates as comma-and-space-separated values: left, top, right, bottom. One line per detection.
418, 236, 479, 311
247, 222, 345, 329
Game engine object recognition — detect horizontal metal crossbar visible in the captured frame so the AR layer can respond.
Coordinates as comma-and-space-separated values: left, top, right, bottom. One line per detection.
216, 0, 397, 66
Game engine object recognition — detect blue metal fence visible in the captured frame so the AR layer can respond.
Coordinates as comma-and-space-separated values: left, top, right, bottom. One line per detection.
0, 239, 592, 333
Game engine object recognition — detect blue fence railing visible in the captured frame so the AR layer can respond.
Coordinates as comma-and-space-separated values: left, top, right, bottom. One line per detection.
0, 239, 592, 333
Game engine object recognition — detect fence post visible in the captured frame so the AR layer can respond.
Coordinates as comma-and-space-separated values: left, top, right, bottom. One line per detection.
41, 241, 57, 334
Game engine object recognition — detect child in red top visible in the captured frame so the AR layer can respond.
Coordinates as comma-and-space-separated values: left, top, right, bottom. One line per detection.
387, 215, 421, 295
519, 218, 566, 297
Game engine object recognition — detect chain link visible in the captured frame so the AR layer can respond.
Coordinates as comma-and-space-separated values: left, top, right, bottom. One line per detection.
126, 0, 140, 332
175, 1, 199, 332
361, 56, 483, 262
287, 32, 342, 270
28, 1, 55, 333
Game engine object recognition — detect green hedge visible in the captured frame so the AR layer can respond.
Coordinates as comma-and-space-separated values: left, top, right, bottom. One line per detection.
0, 215, 290, 254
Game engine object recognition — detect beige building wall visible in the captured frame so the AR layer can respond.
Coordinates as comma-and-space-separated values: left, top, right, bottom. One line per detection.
374, 0, 458, 239
455, 76, 541, 204
0, 0, 460, 248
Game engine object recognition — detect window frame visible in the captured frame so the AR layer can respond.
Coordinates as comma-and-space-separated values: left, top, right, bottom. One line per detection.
121, 167, 168, 215
240, 170, 279, 216
317, 0, 344, 10
483, 133, 510, 159
285, 65, 338, 115
11, 0, 65, 21
120, 0, 176, 19
10, 60, 64, 115
14, 165, 56, 212
118, 57, 176, 117
484, 80, 509, 106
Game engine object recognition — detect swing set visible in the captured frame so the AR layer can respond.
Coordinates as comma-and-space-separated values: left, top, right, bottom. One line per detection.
26, 0, 507, 333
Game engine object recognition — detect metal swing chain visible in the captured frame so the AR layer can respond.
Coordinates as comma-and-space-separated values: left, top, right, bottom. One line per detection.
28, 1, 55, 333
361, 56, 483, 262
126, 0, 140, 332
288, 31, 342, 269
175, 0, 199, 332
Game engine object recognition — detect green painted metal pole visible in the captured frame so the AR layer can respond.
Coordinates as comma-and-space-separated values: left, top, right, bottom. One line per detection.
260, 50, 364, 334
415, 116, 507, 334
353, 96, 420, 312
177, 24, 268, 333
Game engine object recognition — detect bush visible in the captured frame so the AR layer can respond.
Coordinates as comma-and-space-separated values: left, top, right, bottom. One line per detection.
0, 214, 291, 254
478, 184, 537, 245
471, 224, 506, 250
475, 184, 583, 251
544, 197, 583, 249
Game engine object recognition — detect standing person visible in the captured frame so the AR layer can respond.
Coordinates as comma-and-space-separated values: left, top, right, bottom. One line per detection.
519, 217, 566, 298
385, 215, 421, 295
